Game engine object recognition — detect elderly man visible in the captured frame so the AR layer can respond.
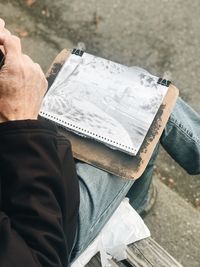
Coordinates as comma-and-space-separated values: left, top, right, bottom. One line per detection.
0, 18, 199, 267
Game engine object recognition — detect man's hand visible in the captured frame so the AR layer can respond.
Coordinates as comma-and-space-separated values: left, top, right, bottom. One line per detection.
0, 19, 47, 122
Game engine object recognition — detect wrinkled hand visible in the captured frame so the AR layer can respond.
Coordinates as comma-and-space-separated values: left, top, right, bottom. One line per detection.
0, 18, 47, 122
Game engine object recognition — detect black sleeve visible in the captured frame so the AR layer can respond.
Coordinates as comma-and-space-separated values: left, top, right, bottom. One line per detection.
0, 120, 80, 267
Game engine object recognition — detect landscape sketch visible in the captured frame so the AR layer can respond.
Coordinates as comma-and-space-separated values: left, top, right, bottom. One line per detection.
40, 52, 168, 156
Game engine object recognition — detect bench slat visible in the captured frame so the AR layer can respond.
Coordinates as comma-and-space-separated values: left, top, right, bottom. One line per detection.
126, 238, 183, 267
86, 237, 183, 267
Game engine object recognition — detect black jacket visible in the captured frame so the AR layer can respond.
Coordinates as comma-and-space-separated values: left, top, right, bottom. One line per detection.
0, 120, 80, 267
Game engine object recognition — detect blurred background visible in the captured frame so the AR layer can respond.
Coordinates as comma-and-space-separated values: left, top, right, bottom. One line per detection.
0, 0, 200, 266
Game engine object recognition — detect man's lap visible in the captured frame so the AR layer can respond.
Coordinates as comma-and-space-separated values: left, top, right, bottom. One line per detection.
71, 96, 200, 261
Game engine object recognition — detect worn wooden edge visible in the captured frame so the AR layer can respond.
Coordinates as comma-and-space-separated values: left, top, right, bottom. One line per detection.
46, 48, 71, 87
133, 84, 179, 179
44, 49, 179, 180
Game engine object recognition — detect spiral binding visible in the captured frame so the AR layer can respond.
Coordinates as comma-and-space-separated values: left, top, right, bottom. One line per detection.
40, 111, 136, 155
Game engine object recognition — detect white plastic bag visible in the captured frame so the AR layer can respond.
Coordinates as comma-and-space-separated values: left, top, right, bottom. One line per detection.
71, 198, 150, 267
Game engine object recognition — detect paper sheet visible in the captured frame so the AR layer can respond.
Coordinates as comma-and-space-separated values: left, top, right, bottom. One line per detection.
40, 52, 168, 155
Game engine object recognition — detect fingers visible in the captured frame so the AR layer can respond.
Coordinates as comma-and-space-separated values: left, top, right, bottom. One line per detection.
0, 18, 5, 29
0, 19, 10, 36
0, 18, 21, 57
0, 18, 10, 53
0, 34, 22, 57
3, 28, 11, 36
0, 18, 11, 35
22, 54, 34, 64
34, 62, 48, 93
22, 54, 48, 92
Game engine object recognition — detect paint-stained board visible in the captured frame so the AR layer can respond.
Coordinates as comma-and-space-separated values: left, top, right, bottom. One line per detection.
44, 49, 179, 180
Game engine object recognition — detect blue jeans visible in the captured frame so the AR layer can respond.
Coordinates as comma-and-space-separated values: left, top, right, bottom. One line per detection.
71, 97, 200, 261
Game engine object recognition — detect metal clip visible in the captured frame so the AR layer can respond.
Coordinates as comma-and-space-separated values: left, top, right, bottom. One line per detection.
157, 77, 171, 87
72, 48, 84, 57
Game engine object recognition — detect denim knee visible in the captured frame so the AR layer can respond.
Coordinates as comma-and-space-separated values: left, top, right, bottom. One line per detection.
161, 97, 200, 175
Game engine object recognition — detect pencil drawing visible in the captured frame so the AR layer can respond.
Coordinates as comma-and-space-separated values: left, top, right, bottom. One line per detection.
41, 53, 168, 155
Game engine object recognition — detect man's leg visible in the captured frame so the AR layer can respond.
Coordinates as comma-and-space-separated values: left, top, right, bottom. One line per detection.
70, 163, 134, 261
71, 146, 159, 261
126, 144, 159, 213
161, 97, 200, 175
126, 97, 200, 213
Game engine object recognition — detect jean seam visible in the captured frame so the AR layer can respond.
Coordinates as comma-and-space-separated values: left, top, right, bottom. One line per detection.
169, 116, 200, 145
72, 180, 133, 255
90, 180, 133, 232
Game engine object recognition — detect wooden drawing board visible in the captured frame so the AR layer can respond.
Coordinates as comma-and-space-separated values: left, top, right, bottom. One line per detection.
45, 49, 179, 180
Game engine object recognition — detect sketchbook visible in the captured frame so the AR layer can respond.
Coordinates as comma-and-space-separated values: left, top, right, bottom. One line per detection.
40, 49, 170, 156
40, 49, 179, 179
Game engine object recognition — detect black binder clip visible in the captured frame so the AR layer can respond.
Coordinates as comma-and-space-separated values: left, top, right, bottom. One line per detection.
0, 49, 5, 69
157, 77, 171, 87
72, 48, 84, 57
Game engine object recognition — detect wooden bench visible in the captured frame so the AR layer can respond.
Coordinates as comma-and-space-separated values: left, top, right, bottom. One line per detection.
86, 237, 183, 267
